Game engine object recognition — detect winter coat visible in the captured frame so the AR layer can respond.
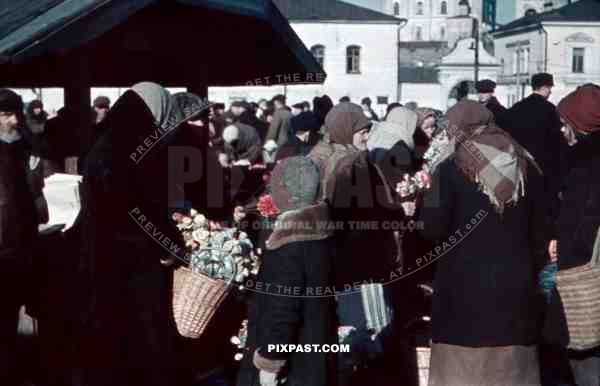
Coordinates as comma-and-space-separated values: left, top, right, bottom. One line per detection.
308, 143, 404, 288
237, 204, 337, 386
419, 157, 547, 347
485, 96, 508, 128
504, 94, 567, 217
266, 108, 292, 146
543, 131, 600, 348
0, 139, 38, 265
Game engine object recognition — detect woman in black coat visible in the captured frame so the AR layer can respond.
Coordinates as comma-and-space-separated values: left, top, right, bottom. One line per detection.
78, 82, 184, 386
543, 84, 600, 385
237, 155, 337, 386
419, 101, 547, 385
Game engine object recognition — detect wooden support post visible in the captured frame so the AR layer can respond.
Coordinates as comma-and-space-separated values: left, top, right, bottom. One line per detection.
63, 55, 91, 174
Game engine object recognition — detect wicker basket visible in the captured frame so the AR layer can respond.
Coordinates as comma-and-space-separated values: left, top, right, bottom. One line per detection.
555, 227, 600, 350
172, 266, 231, 339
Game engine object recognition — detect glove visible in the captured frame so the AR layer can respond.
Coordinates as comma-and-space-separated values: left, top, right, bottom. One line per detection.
259, 370, 278, 386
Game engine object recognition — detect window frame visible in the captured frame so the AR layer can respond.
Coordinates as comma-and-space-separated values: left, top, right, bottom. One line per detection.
311, 44, 325, 69
346, 45, 361, 74
440, 1, 448, 15
416, 1, 424, 15
572, 47, 585, 73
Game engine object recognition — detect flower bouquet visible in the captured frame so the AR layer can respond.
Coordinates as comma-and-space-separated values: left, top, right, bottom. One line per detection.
171, 208, 258, 339
422, 130, 451, 174
396, 171, 431, 199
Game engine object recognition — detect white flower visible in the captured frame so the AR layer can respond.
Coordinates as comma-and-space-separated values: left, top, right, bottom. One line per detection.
230, 336, 241, 345
193, 214, 207, 227
222, 240, 235, 253
192, 229, 210, 243
190, 208, 198, 217
234, 353, 244, 361
238, 232, 248, 240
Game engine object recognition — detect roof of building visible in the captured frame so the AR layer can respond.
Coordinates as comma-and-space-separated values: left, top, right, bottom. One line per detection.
0, 0, 324, 87
272, 0, 405, 23
494, 0, 600, 36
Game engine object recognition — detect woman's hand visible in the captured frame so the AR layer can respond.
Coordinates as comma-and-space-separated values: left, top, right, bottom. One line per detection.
548, 239, 558, 262
401, 200, 417, 217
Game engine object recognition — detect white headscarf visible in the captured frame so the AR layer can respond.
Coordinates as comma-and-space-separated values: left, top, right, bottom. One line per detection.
131, 81, 176, 129
367, 106, 418, 152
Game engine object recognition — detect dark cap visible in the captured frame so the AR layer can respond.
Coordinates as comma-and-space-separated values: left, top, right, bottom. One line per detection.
29, 99, 43, 109
475, 79, 496, 93
213, 103, 225, 110
0, 89, 23, 113
361, 97, 372, 106
531, 73, 554, 89
93, 96, 111, 109
291, 111, 321, 134
292, 102, 304, 109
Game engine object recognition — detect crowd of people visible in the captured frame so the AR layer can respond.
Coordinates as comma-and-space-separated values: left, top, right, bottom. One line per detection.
0, 72, 599, 386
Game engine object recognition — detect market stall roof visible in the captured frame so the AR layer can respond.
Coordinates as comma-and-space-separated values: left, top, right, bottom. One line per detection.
0, 0, 325, 87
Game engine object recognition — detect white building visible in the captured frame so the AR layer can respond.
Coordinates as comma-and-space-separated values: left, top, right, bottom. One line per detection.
492, 0, 600, 106
209, 0, 404, 116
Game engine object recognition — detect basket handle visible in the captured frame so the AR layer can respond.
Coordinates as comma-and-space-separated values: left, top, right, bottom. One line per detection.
590, 226, 600, 268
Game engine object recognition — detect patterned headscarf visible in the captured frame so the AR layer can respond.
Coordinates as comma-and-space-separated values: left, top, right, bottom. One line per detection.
445, 100, 537, 213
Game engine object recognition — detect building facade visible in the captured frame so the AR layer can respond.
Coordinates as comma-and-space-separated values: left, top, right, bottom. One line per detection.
493, 0, 600, 105
209, 0, 403, 116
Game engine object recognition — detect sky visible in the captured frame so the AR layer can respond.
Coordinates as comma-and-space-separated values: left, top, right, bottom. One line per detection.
342, 0, 516, 25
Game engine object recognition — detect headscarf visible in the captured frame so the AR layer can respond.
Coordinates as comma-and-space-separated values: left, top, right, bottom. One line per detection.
445, 100, 535, 214
324, 102, 370, 145
131, 82, 176, 130
415, 107, 436, 131
367, 106, 417, 158
557, 84, 600, 134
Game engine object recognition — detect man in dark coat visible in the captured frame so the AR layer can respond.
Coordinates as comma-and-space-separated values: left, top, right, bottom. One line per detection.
0, 89, 41, 386
476, 79, 507, 127
237, 156, 337, 386
504, 73, 566, 220
265, 94, 292, 148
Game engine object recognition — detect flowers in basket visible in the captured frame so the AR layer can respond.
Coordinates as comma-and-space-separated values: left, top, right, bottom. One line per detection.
172, 209, 258, 287
396, 170, 431, 198
256, 194, 280, 219
230, 319, 249, 361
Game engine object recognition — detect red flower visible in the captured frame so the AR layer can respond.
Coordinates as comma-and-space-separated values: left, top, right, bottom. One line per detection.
257, 195, 280, 218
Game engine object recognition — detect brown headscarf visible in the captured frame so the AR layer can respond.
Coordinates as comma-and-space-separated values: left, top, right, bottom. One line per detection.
444, 100, 536, 213
324, 102, 370, 145
557, 84, 600, 134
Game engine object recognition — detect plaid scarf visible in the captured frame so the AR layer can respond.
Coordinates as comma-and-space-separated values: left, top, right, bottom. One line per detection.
447, 101, 538, 214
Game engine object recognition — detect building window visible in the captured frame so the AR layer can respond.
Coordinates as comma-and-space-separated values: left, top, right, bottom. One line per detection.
440, 26, 446, 40
415, 26, 423, 41
441, 1, 448, 14
416, 1, 424, 15
524, 47, 530, 74
311, 44, 325, 68
572, 47, 585, 73
377, 96, 389, 105
346, 45, 361, 74
394, 1, 400, 15
512, 50, 518, 74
